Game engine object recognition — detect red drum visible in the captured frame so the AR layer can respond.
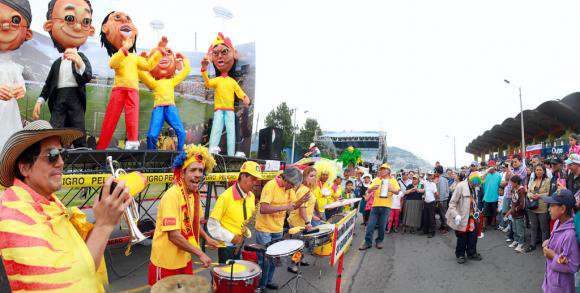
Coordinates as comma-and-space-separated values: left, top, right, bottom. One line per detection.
212, 260, 261, 293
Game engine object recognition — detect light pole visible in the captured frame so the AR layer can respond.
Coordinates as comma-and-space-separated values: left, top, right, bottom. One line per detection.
291, 108, 297, 163
504, 79, 526, 159
290, 109, 309, 163
445, 135, 457, 170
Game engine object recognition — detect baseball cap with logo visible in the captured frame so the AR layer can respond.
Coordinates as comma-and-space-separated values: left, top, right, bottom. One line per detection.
542, 189, 576, 208
239, 161, 263, 180
565, 154, 580, 165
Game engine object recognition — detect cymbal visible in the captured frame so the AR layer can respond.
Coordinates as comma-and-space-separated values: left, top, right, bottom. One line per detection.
151, 274, 211, 293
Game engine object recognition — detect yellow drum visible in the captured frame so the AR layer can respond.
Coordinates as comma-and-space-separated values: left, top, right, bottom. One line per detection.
312, 224, 335, 256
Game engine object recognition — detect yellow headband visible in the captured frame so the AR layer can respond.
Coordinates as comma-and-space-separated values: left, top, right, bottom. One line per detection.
181, 144, 216, 172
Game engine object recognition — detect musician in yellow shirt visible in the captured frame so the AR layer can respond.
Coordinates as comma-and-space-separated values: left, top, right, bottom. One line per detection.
97, 11, 164, 150
254, 167, 308, 290
201, 33, 251, 156
148, 145, 220, 285
208, 161, 263, 263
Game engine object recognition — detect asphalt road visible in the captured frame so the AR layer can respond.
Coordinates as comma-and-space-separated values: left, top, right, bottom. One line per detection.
106, 214, 546, 293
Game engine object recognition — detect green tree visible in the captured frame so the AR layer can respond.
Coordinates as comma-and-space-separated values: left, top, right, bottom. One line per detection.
297, 118, 322, 149
264, 102, 294, 148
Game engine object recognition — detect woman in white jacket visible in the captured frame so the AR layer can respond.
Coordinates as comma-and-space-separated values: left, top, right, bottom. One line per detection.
446, 172, 484, 264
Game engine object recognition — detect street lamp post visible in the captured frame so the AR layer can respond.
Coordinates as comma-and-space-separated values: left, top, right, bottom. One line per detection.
504, 79, 526, 159
291, 108, 297, 163
290, 109, 309, 163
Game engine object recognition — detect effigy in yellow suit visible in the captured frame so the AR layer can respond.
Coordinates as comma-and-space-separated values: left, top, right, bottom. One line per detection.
201, 33, 251, 156
139, 42, 190, 151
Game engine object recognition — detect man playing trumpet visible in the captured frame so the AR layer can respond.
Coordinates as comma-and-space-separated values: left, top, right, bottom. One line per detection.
148, 144, 220, 285
208, 161, 263, 263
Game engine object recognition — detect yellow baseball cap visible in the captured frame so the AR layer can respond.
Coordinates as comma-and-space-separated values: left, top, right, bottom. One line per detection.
239, 161, 264, 180
379, 163, 391, 170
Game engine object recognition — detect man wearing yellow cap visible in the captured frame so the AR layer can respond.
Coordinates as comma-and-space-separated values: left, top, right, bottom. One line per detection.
201, 32, 251, 156
359, 163, 400, 250
208, 161, 263, 263
148, 144, 220, 285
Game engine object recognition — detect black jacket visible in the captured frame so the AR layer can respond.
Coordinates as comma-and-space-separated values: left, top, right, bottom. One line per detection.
39, 52, 93, 112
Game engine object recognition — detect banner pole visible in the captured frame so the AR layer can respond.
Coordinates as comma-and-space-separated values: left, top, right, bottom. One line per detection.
335, 254, 344, 293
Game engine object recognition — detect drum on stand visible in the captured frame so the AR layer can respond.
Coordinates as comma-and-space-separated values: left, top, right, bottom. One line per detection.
151, 274, 211, 293
266, 239, 304, 258
311, 224, 335, 256
212, 260, 261, 293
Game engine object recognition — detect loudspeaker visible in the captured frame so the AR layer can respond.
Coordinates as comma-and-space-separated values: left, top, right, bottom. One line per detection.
258, 127, 283, 160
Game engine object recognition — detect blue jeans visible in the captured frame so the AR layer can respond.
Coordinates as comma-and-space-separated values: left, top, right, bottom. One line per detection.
512, 217, 525, 244
147, 105, 186, 150
209, 110, 236, 156
255, 230, 283, 288
364, 207, 390, 246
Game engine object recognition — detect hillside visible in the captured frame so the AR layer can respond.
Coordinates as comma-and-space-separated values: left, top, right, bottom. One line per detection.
387, 146, 432, 171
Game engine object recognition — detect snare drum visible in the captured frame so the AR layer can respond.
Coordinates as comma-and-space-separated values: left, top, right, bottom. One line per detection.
212, 260, 261, 293
301, 227, 333, 248
266, 239, 304, 258
312, 224, 335, 256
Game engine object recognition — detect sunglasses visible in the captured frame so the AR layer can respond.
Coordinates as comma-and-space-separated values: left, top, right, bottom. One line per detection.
36, 148, 66, 164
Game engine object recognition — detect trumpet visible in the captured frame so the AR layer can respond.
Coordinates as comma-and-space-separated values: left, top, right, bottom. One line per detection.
106, 156, 148, 255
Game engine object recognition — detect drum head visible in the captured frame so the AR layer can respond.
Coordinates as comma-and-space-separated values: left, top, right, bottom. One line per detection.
305, 227, 333, 237
316, 224, 335, 231
151, 274, 211, 293
266, 239, 304, 257
212, 260, 261, 280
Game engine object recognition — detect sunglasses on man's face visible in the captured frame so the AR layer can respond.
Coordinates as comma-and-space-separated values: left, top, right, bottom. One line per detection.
37, 148, 66, 164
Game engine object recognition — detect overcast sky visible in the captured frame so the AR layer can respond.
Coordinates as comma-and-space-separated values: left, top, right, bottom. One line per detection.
30, 0, 580, 167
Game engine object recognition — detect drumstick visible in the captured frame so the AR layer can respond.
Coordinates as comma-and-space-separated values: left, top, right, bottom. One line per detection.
192, 261, 221, 266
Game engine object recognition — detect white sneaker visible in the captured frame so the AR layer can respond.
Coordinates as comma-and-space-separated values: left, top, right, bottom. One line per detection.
478, 232, 485, 239
506, 238, 513, 243
209, 146, 221, 154
124, 141, 140, 150
234, 151, 246, 158
509, 241, 518, 248
515, 244, 524, 253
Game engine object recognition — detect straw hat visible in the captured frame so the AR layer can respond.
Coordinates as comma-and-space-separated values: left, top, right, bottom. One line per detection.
0, 120, 82, 187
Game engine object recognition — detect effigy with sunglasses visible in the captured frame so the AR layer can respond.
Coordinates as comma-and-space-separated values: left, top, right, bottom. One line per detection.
0, 0, 32, 151
201, 32, 252, 157
32, 0, 96, 148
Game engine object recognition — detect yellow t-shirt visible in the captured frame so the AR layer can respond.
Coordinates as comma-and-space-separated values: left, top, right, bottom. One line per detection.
288, 185, 317, 227
0, 180, 106, 292
370, 177, 400, 208
138, 59, 191, 108
329, 185, 342, 203
109, 50, 162, 89
210, 184, 255, 236
150, 185, 201, 270
255, 177, 295, 234
202, 71, 247, 111
316, 181, 333, 212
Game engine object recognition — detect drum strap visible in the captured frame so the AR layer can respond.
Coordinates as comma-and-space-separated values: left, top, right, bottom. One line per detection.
236, 184, 248, 221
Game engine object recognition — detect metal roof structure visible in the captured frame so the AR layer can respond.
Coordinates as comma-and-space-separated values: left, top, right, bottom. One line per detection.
466, 93, 580, 155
